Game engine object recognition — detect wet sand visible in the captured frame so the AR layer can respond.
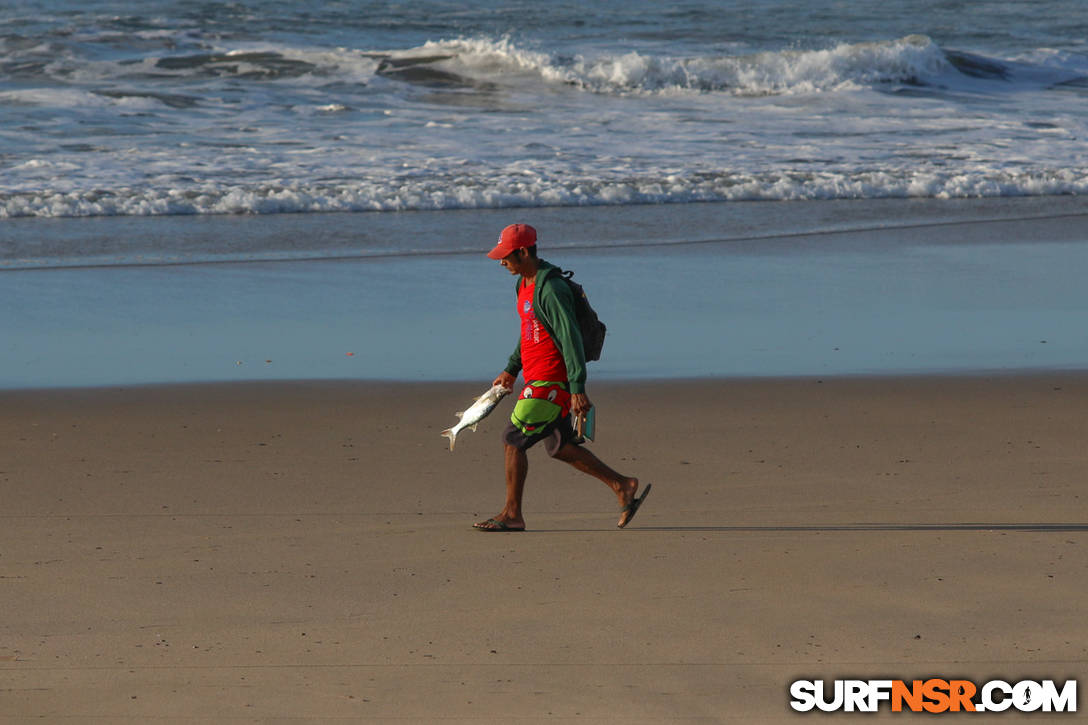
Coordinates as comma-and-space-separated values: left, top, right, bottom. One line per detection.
2, 375, 1085, 722
4, 196, 1088, 388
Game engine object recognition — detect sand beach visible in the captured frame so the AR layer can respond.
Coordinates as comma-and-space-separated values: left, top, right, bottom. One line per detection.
1, 373, 1086, 722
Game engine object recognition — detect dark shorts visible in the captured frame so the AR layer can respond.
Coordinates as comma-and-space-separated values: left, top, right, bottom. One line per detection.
502, 414, 579, 457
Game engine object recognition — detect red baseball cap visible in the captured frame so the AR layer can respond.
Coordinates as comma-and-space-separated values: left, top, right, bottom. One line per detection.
487, 223, 537, 259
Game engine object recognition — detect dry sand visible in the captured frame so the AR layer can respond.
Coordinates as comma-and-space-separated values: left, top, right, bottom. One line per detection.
1, 375, 1086, 722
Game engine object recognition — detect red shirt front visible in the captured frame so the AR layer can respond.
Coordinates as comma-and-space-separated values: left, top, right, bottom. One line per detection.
518, 279, 567, 382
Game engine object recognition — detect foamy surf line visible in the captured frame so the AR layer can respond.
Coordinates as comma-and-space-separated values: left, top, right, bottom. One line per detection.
3, 196, 1088, 271
5, 169, 1088, 221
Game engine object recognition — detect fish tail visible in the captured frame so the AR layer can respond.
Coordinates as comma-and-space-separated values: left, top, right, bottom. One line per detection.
441, 428, 456, 451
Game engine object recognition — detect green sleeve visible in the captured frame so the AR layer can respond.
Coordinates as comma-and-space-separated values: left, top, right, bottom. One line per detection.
505, 339, 523, 377
538, 277, 587, 394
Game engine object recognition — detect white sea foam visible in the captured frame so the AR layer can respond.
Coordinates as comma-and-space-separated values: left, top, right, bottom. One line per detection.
4, 168, 1088, 219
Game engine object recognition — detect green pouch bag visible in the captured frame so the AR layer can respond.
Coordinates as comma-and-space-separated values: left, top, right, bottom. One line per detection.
510, 381, 569, 435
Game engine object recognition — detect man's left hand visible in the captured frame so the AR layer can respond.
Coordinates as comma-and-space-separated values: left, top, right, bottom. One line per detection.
570, 392, 592, 417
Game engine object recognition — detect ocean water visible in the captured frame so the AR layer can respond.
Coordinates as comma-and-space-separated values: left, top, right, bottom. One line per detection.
2, 0, 1088, 234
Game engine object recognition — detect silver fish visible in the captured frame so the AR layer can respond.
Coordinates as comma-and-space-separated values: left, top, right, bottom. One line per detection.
441, 384, 511, 451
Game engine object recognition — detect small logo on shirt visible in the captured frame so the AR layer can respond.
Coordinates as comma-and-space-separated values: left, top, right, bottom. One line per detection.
523, 300, 532, 313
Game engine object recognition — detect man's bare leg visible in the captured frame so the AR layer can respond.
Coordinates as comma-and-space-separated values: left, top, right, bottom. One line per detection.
474, 443, 528, 530
553, 442, 641, 522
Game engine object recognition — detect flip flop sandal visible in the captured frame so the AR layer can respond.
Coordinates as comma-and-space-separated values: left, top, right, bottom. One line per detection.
618, 483, 652, 529
473, 518, 526, 532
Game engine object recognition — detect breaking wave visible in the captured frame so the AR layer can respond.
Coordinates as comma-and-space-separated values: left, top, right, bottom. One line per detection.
387, 34, 1086, 96
9, 32, 1083, 99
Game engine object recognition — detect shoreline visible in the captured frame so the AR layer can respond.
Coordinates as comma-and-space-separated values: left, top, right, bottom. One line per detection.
5, 363, 1088, 394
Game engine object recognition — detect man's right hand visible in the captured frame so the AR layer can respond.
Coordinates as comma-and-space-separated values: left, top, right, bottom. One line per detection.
493, 371, 516, 390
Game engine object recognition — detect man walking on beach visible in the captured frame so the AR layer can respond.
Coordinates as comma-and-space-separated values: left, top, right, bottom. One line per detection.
473, 223, 651, 532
